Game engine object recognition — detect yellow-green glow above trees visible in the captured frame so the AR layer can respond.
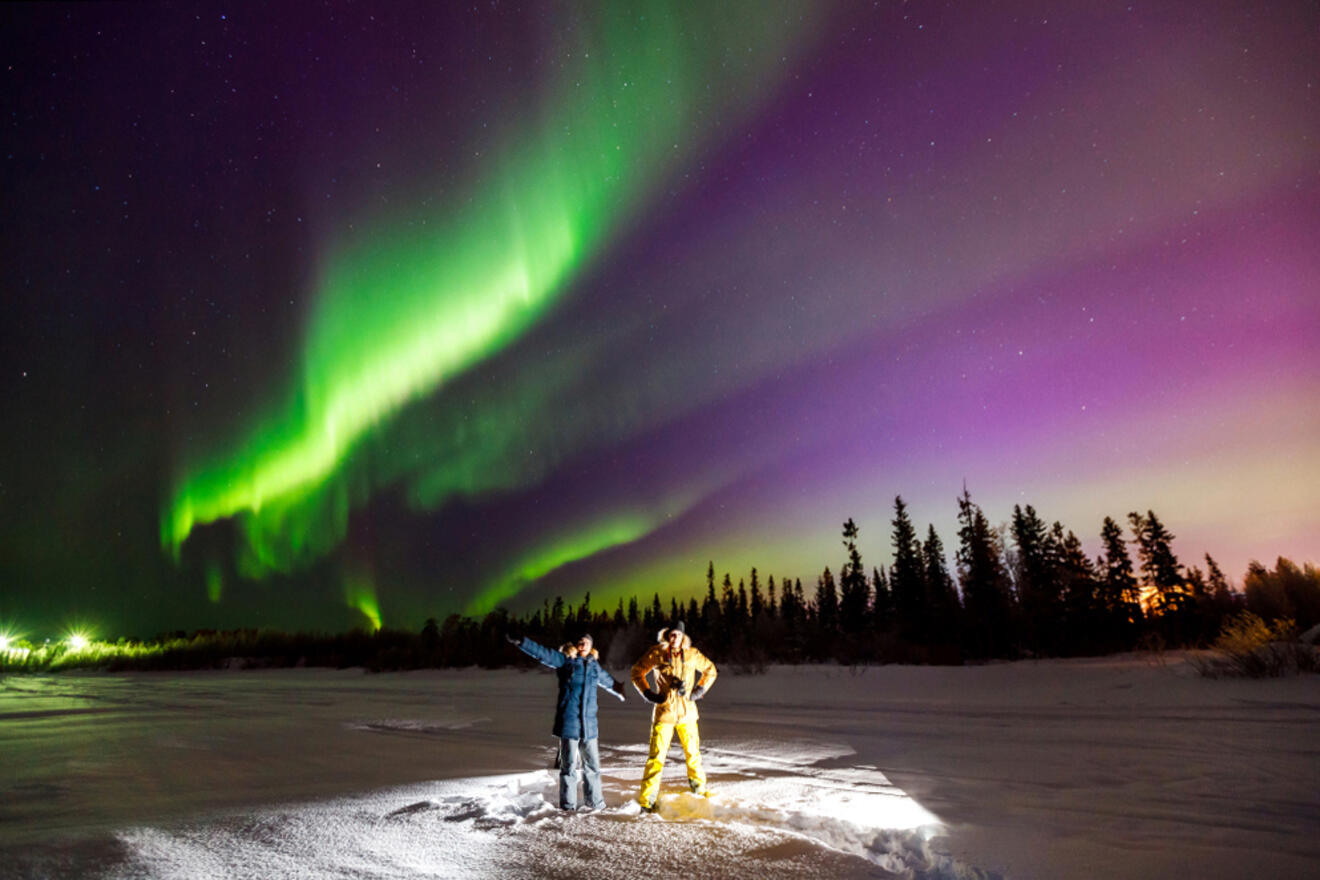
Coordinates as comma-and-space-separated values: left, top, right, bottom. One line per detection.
466, 494, 700, 616
345, 575, 383, 631
163, 1, 809, 586
206, 565, 224, 604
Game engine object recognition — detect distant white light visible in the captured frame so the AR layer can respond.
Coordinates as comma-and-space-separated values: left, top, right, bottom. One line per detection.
67, 633, 90, 651
0, 634, 10, 651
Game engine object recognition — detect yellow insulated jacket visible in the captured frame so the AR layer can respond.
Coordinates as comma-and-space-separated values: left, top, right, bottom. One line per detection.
631, 631, 718, 725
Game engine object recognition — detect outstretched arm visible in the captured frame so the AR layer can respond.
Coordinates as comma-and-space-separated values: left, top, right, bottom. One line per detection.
595, 666, 626, 701
512, 636, 567, 669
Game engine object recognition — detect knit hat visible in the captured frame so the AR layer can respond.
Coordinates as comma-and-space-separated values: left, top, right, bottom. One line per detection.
661, 621, 685, 639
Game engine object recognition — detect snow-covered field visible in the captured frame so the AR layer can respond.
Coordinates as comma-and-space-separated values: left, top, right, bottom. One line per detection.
1, 655, 1317, 879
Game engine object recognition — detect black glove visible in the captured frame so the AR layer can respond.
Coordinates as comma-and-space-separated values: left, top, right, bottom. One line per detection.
504, 633, 521, 646
642, 689, 664, 704
610, 681, 627, 702
690, 685, 706, 701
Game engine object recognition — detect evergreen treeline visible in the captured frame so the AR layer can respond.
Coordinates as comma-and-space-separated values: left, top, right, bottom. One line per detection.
483, 493, 1315, 668
8, 492, 1318, 673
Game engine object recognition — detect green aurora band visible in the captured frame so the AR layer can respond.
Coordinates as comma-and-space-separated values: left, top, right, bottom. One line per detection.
165, 3, 814, 598
469, 513, 660, 617
465, 482, 712, 615
344, 573, 383, 631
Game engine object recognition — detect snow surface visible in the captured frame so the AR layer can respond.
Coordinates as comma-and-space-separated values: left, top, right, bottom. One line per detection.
1, 654, 1317, 879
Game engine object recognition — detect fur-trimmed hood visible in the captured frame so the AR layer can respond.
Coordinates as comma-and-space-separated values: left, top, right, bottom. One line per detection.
655, 628, 692, 650
560, 643, 600, 660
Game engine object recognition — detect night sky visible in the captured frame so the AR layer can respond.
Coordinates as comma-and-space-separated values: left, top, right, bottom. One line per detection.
2, 1, 1316, 639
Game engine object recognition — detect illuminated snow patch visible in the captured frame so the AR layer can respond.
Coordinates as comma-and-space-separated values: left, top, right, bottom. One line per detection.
105, 740, 997, 880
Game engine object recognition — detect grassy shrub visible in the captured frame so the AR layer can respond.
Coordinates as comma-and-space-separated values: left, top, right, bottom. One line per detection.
1193, 612, 1320, 678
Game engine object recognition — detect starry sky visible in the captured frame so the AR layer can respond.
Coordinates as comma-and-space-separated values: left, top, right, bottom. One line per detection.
2, 0, 1316, 638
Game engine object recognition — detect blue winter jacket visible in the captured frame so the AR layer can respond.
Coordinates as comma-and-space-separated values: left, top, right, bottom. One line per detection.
515, 637, 620, 740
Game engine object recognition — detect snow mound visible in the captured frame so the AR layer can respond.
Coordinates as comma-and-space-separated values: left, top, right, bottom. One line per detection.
101, 740, 999, 880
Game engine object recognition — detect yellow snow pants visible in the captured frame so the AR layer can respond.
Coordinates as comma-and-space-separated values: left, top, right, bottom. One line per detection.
638, 718, 705, 806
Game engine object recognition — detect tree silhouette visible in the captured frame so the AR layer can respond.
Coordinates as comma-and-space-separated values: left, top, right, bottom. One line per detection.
1012, 504, 1060, 654
1098, 516, 1141, 645
1056, 525, 1099, 653
957, 487, 1014, 658
815, 567, 839, 638
1129, 510, 1189, 634
839, 518, 870, 633
872, 565, 893, 633
922, 524, 961, 643
889, 497, 927, 641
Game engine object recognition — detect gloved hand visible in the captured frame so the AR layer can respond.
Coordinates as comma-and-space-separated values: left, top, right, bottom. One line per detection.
690, 685, 706, 701
642, 689, 664, 704
504, 633, 521, 646
610, 681, 627, 702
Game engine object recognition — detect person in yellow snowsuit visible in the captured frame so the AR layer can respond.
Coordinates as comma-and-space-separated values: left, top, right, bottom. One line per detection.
630, 620, 718, 811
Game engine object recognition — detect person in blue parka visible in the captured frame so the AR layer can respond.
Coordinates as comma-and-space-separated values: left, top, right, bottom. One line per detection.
507, 631, 626, 810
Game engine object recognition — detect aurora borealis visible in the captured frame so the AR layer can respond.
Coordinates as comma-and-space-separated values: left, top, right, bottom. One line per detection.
2, 0, 1316, 637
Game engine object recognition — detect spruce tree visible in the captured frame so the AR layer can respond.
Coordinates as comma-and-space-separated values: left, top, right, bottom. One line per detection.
922, 524, 960, 641
872, 565, 893, 632
721, 573, 736, 620
1099, 516, 1141, 642
815, 567, 839, 635
750, 568, 764, 620
703, 561, 720, 630
779, 575, 798, 626
1186, 566, 1207, 598
839, 518, 870, 633
890, 497, 927, 642
1128, 510, 1189, 622
956, 488, 1014, 658
1057, 526, 1098, 653
1204, 553, 1239, 619
1205, 554, 1230, 600
1011, 504, 1060, 653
